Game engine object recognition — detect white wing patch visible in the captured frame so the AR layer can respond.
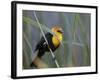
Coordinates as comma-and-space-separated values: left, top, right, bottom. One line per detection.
43, 42, 47, 46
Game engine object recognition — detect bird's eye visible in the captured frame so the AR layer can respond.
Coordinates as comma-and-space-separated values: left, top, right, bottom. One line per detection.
57, 30, 63, 33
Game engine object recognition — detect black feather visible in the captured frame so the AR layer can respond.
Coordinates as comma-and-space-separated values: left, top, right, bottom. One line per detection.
30, 32, 60, 67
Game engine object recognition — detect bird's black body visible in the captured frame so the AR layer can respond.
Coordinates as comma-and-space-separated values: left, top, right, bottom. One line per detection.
35, 32, 59, 58
30, 26, 62, 67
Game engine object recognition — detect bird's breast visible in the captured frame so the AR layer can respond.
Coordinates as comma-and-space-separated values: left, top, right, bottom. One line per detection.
52, 34, 62, 47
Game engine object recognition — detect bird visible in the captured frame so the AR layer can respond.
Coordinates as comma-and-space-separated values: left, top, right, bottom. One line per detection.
30, 26, 63, 67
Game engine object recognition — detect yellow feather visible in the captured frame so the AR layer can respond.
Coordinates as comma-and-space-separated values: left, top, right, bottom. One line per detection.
52, 32, 62, 47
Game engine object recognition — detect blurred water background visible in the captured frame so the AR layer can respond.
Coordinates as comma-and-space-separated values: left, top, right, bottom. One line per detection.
23, 10, 91, 69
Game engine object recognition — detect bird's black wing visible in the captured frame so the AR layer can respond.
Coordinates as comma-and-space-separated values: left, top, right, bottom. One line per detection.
34, 33, 53, 51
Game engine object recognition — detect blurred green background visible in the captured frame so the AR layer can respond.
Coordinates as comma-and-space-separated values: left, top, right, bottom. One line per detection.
23, 10, 91, 69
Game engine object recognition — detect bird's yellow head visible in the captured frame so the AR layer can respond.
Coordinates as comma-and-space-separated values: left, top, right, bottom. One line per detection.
51, 26, 63, 34
51, 26, 63, 47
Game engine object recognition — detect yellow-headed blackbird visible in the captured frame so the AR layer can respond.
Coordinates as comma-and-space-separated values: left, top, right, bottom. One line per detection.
30, 26, 63, 67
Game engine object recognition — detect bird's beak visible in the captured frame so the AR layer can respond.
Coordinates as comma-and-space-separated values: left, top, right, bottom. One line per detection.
57, 30, 63, 33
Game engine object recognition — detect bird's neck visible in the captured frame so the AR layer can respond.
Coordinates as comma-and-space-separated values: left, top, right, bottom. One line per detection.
52, 33, 62, 47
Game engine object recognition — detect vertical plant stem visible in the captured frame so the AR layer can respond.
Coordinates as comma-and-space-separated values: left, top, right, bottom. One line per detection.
33, 11, 60, 68
76, 14, 90, 65
71, 14, 78, 66
23, 32, 33, 59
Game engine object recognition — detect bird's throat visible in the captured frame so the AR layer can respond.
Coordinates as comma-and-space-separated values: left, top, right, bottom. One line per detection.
52, 34, 62, 47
